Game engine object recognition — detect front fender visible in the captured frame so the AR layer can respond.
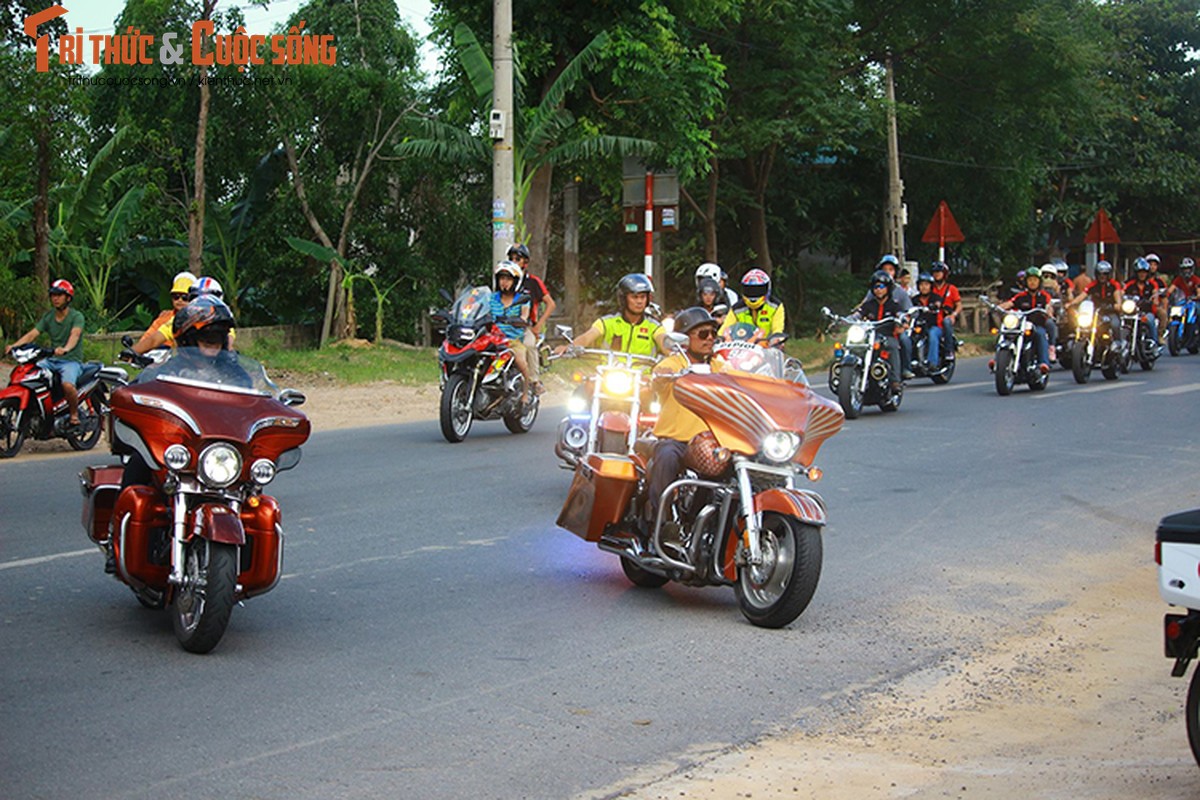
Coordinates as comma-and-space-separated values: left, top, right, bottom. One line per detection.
839, 353, 863, 369
0, 384, 31, 408
190, 503, 246, 545
753, 487, 827, 527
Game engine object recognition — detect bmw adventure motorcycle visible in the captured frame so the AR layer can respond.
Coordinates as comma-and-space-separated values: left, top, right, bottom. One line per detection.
78, 346, 310, 653
557, 342, 843, 628
435, 286, 538, 443
981, 296, 1049, 395
0, 344, 124, 458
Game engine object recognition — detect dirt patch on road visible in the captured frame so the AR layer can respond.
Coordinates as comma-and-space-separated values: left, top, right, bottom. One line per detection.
609, 545, 1200, 800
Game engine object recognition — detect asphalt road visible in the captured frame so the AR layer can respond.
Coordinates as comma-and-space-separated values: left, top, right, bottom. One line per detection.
3, 353, 1199, 800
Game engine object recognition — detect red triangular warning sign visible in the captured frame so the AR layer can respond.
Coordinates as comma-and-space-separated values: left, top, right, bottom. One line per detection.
921, 201, 965, 245
1084, 208, 1120, 244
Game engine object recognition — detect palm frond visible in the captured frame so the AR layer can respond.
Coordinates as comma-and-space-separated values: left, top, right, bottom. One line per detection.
395, 119, 490, 164
65, 126, 130, 239
99, 187, 144, 259
453, 23, 494, 106
536, 135, 657, 169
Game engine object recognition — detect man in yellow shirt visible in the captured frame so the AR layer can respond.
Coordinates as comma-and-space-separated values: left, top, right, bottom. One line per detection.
645, 306, 722, 525
718, 268, 786, 339
555, 273, 670, 358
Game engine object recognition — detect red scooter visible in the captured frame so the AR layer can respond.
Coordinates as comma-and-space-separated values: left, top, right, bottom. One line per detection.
0, 344, 124, 458
79, 345, 310, 653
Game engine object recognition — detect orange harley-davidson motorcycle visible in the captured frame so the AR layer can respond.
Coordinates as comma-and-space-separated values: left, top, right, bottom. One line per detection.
79, 346, 310, 653
557, 344, 844, 628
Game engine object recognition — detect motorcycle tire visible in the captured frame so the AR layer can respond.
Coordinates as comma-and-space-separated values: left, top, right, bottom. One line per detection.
503, 384, 538, 435
1186, 664, 1200, 768
1189, 342, 1199, 355
172, 539, 238, 654
930, 358, 955, 385
620, 556, 669, 588
879, 381, 902, 413
66, 396, 104, 451
1028, 367, 1048, 392
439, 373, 474, 443
1139, 337, 1157, 371
0, 397, 27, 458
1101, 358, 1120, 381
735, 513, 822, 629
994, 349, 1016, 396
1071, 341, 1092, 384
1169, 327, 1182, 356
836, 366, 863, 420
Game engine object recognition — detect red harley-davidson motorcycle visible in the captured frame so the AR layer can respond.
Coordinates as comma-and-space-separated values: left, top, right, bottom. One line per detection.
0, 344, 122, 457
435, 286, 538, 443
79, 345, 310, 653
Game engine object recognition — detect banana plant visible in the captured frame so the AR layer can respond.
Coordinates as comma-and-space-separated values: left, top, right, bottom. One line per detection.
285, 236, 401, 345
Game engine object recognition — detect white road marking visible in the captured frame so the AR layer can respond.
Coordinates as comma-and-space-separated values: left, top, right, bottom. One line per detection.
1031, 380, 1145, 398
1146, 383, 1200, 396
0, 548, 94, 571
911, 380, 991, 392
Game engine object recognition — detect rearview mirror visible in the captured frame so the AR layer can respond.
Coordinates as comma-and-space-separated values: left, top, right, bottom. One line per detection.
279, 388, 306, 407
439, 288, 454, 304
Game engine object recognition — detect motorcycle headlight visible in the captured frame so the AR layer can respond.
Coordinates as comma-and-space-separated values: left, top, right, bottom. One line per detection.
567, 394, 588, 414
1002, 313, 1020, 329
1077, 308, 1094, 328
760, 431, 801, 464
1121, 299, 1136, 314
163, 444, 191, 472
250, 458, 277, 486
198, 443, 242, 489
602, 369, 636, 397
649, 400, 662, 414
846, 325, 867, 344
1172, 306, 1184, 317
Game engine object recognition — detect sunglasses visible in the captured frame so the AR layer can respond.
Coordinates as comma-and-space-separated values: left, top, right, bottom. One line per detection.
171, 293, 189, 301
873, 283, 889, 289
690, 328, 717, 340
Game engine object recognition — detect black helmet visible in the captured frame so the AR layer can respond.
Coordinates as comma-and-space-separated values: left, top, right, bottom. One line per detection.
930, 260, 949, 275
617, 273, 654, 307
696, 278, 722, 303
871, 269, 894, 289
674, 306, 717, 335
506, 243, 530, 261
174, 295, 234, 349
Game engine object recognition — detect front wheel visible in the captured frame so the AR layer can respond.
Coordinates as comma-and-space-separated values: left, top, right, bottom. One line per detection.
171, 539, 238, 654
836, 365, 863, 419
735, 514, 822, 629
620, 556, 669, 588
439, 373, 474, 443
1072, 340, 1092, 384
1169, 326, 1182, 356
66, 395, 104, 451
0, 397, 27, 458
994, 348, 1015, 395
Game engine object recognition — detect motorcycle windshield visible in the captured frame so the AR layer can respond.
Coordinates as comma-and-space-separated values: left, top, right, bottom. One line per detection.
715, 342, 808, 385
673, 371, 843, 466
451, 286, 495, 328
136, 346, 278, 397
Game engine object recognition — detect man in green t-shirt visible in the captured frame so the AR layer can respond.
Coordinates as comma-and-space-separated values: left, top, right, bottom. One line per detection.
5, 279, 86, 428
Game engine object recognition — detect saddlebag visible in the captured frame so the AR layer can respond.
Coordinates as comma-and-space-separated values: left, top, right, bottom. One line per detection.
557, 453, 639, 542
1158, 509, 1200, 609
79, 465, 125, 544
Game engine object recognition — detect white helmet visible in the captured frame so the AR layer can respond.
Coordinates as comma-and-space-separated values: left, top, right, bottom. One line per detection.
695, 262, 722, 285
493, 260, 524, 292
1040, 262, 1057, 277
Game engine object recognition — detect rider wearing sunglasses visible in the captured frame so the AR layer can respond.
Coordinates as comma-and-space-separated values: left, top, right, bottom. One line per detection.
133, 271, 196, 353
854, 270, 905, 383
645, 307, 724, 532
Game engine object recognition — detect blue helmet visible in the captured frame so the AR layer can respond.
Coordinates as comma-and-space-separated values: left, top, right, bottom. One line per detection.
1134, 257, 1150, 273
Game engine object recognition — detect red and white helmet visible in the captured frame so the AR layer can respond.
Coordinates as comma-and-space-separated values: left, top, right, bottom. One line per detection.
189, 276, 224, 299
49, 279, 74, 298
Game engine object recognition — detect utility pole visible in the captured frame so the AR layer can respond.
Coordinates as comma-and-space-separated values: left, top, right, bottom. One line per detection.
563, 178, 580, 327
885, 55, 906, 263
491, 0, 515, 265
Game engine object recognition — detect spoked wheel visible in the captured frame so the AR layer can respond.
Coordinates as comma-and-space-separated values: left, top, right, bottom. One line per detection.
0, 398, 27, 458
836, 366, 863, 419
439, 373, 474, 443
1072, 341, 1093, 384
171, 538, 238, 654
735, 514, 822, 629
503, 377, 539, 434
620, 556, 669, 588
994, 349, 1015, 395
66, 395, 104, 451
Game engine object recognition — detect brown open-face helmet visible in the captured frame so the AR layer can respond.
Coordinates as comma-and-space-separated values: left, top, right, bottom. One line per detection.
173, 295, 234, 349
684, 431, 732, 477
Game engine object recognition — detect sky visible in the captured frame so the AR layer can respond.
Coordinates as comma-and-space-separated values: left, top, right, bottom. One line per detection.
55, 0, 442, 77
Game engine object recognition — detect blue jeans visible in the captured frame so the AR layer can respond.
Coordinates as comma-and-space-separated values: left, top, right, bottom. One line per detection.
927, 326, 943, 365
1031, 325, 1050, 366
941, 319, 955, 357
1145, 315, 1159, 344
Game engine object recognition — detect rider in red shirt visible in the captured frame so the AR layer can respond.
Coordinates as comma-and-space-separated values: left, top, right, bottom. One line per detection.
929, 261, 960, 363
1124, 257, 1162, 345
999, 267, 1056, 370
1170, 258, 1200, 299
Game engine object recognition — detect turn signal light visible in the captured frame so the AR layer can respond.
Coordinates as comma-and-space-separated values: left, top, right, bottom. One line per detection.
807, 467, 823, 482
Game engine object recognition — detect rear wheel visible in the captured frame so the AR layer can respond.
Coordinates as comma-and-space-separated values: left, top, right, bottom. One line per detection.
620, 556, 669, 588
1101, 349, 1120, 380
1169, 326, 1182, 356
66, 395, 103, 451
439, 373, 473, 443
930, 357, 955, 385
171, 539, 238, 654
994, 348, 1015, 395
0, 398, 26, 458
836, 365, 863, 419
503, 377, 538, 434
735, 514, 822, 629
